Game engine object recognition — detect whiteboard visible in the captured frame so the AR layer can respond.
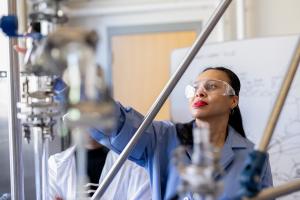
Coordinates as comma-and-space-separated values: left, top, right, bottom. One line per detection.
170, 35, 300, 200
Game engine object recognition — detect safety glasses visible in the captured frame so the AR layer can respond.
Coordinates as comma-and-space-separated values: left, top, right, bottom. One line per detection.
185, 79, 236, 99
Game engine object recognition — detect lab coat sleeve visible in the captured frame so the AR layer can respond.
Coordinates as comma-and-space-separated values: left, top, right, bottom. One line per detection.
127, 161, 152, 200
98, 151, 128, 200
91, 101, 172, 167
99, 151, 115, 183
99, 151, 151, 200
48, 155, 63, 200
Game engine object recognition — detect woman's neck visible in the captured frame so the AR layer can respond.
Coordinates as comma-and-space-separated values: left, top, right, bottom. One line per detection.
195, 116, 229, 148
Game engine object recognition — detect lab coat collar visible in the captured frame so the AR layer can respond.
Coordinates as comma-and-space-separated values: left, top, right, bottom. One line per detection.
185, 122, 248, 172
220, 126, 247, 170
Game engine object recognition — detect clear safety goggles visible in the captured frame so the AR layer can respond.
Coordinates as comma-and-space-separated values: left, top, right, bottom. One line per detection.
185, 79, 236, 99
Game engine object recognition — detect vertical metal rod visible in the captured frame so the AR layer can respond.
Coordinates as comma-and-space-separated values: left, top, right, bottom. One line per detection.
34, 128, 43, 200
33, 128, 50, 200
236, 0, 245, 39
17, 0, 27, 33
7, 0, 24, 199
92, 0, 233, 199
73, 128, 88, 199
258, 38, 300, 151
42, 137, 50, 200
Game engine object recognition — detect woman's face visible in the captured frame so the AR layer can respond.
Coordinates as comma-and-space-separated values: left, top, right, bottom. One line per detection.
188, 69, 238, 120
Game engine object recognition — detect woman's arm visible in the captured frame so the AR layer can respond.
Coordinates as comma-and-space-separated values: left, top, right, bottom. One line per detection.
90, 102, 159, 166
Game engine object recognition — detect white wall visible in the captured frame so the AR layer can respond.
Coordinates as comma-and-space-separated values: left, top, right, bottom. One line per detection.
67, 0, 300, 35
0, 0, 10, 104
66, 0, 227, 78
65, 0, 300, 78
0, 0, 12, 195
245, 0, 300, 38
0, 1, 10, 74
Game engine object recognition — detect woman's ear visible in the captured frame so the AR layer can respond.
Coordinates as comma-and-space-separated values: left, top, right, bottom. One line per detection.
231, 95, 239, 109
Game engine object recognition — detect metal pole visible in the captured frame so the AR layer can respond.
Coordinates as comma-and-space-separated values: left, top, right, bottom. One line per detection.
92, 0, 233, 198
73, 128, 88, 199
236, 0, 245, 39
33, 128, 50, 200
246, 179, 300, 200
258, 37, 300, 151
42, 137, 50, 200
33, 128, 43, 200
7, 0, 24, 199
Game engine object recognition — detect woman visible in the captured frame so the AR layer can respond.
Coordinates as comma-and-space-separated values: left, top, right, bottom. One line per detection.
91, 67, 273, 200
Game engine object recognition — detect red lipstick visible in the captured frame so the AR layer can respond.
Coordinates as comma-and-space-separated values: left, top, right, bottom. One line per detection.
193, 101, 208, 108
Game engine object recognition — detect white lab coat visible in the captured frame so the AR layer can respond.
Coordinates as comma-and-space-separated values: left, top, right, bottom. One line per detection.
99, 151, 152, 200
48, 146, 151, 200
